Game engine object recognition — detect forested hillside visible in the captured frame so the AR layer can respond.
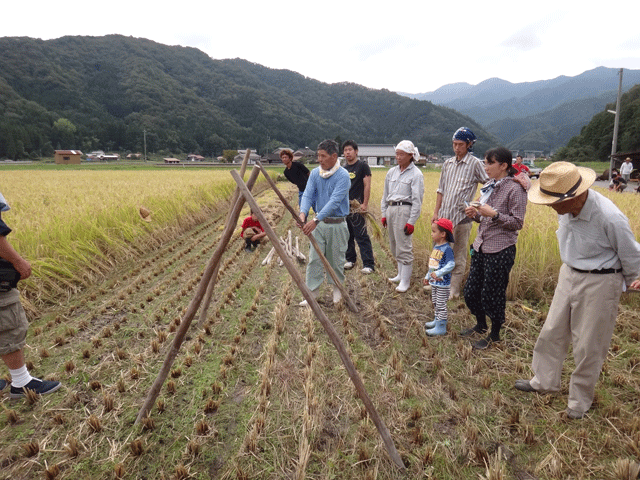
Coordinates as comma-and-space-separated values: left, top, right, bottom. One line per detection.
554, 84, 640, 162
0, 35, 495, 159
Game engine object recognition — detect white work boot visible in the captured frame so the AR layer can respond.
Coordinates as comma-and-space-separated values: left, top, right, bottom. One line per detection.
332, 285, 343, 304
388, 262, 403, 283
299, 288, 319, 307
396, 263, 413, 293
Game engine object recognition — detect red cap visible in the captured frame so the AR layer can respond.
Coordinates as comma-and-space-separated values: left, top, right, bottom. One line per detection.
435, 218, 453, 234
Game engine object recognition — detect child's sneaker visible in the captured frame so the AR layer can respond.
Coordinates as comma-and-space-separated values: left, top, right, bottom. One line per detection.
10, 378, 62, 399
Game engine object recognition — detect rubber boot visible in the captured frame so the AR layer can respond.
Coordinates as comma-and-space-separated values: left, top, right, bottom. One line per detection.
426, 319, 447, 336
388, 262, 403, 283
425, 318, 437, 329
244, 238, 253, 252
299, 288, 319, 307
332, 285, 342, 304
396, 262, 412, 292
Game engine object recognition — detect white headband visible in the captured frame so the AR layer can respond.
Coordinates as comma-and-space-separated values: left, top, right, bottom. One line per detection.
395, 140, 419, 161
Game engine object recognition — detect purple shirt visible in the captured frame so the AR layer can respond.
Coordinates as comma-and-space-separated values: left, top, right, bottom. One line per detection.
472, 177, 527, 253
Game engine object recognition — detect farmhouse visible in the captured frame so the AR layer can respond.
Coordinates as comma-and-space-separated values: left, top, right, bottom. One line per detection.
293, 147, 315, 162
186, 154, 205, 162
233, 150, 261, 164
86, 150, 105, 161
126, 153, 142, 160
357, 144, 396, 166
163, 157, 181, 164
54, 150, 83, 164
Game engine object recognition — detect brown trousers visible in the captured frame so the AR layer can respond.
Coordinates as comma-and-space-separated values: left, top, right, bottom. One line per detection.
529, 264, 623, 413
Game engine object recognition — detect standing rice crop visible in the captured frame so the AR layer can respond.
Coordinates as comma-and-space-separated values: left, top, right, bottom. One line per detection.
368, 167, 640, 301
0, 168, 252, 307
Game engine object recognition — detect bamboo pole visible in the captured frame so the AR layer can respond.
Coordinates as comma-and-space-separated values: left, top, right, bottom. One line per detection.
230, 170, 405, 470
254, 160, 358, 313
136, 165, 261, 424
197, 150, 252, 327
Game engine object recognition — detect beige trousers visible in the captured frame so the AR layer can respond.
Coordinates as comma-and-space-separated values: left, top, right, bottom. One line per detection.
530, 264, 623, 413
449, 222, 472, 296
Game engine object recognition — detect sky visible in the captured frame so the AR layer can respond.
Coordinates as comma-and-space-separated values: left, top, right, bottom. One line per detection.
5, 0, 640, 94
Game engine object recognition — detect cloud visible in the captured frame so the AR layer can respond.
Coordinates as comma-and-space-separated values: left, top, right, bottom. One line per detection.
501, 31, 542, 51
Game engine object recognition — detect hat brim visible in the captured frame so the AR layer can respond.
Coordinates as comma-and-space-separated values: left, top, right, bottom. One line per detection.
528, 167, 596, 205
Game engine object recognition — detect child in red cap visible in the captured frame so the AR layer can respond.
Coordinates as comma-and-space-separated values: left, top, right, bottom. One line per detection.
424, 218, 455, 336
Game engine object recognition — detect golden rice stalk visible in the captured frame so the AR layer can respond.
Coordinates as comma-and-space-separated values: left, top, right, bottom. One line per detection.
613, 458, 640, 480
480, 446, 505, 480
349, 200, 383, 240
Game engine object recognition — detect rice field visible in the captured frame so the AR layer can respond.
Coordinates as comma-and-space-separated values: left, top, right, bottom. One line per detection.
0, 164, 638, 479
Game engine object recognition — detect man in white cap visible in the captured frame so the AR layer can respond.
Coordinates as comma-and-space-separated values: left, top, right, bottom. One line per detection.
432, 127, 488, 299
516, 161, 640, 419
380, 140, 424, 293
620, 157, 634, 183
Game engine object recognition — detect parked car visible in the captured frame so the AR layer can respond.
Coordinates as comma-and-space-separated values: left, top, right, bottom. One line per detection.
523, 160, 542, 179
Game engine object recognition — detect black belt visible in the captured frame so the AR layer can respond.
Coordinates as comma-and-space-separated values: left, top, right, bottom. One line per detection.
323, 217, 345, 224
571, 267, 622, 274
388, 201, 412, 206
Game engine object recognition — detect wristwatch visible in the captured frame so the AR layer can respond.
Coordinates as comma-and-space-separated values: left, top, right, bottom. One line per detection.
492, 212, 500, 221
313, 217, 320, 225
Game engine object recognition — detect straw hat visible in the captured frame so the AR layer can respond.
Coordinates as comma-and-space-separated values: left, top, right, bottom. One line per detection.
528, 162, 596, 205
139, 206, 152, 222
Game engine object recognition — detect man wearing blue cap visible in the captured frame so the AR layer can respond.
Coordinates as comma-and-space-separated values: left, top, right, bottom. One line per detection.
432, 127, 488, 299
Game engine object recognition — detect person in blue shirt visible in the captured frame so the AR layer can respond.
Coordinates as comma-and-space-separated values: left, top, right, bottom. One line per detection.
298, 140, 351, 306
423, 218, 455, 336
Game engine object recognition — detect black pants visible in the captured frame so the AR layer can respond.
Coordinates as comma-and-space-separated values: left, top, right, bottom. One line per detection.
345, 213, 375, 269
463, 245, 516, 340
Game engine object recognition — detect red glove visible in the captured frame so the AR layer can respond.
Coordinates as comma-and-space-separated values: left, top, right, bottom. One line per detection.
404, 223, 414, 235
381, 217, 387, 228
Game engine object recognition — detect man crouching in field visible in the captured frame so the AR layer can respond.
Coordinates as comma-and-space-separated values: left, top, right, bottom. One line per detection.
0, 193, 61, 399
298, 139, 350, 306
515, 162, 640, 419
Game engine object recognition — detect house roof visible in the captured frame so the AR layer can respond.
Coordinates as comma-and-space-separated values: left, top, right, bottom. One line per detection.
357, 145, 395, 157
295, 147, 315, 156
55, 150, 83, 155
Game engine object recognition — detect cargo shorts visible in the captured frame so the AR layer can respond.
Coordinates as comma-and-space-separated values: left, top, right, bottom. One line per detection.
0, 289, 28, 356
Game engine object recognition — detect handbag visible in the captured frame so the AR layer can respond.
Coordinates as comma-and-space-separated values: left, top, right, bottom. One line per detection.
0, 259, 20, 292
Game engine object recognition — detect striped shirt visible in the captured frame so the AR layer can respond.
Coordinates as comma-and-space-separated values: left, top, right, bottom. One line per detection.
472, 177, 527, 253
437, 153, 488, 226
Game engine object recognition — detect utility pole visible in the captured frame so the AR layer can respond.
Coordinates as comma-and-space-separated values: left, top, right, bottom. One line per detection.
609, 68, 623, 180
143, 129, 147, 162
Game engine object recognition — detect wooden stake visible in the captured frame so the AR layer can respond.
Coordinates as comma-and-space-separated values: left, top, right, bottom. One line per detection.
136, 165, 261, 424
230, 170, 405, 470
197, 149, 252, 327
254, 161, 358, 313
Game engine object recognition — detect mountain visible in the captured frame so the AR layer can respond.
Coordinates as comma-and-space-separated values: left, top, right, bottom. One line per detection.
0, 35, 497, 160
553, 84, 640, 162
401, 67, 640, 151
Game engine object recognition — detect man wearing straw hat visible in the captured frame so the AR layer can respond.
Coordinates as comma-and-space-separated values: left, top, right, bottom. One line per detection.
298, 139, 351, 306
620, 157, 633, 183
516, 162, 640, 419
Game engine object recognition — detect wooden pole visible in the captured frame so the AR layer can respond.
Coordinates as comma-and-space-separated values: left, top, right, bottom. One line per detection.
136, 165, 261, 424
254, 160, 358, 313
230, 170, 405, 470
197, 150, 253, 327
